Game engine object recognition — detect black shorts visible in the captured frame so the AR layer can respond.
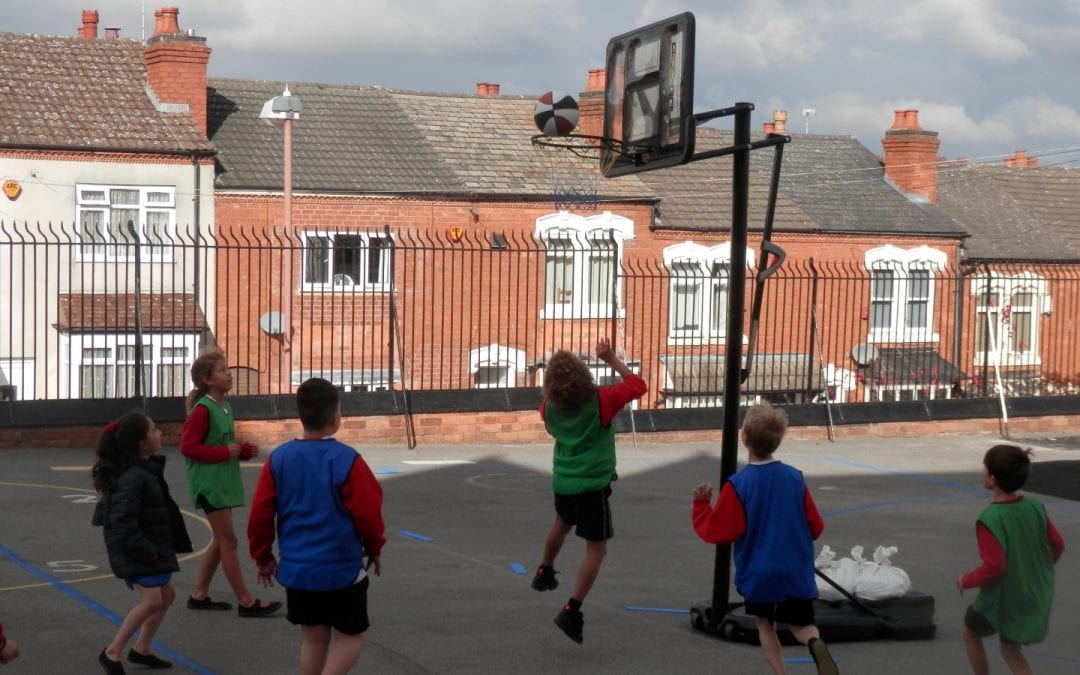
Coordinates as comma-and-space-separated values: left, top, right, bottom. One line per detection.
964, 606, 1018, 643
195, 494, 227, 514
744, 599, 815, 627
286, 576, 370, 635
554, 485, 613, 541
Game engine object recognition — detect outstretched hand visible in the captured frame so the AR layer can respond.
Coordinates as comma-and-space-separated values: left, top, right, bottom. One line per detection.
595, 337, 614, 363
692, 483, 713, 502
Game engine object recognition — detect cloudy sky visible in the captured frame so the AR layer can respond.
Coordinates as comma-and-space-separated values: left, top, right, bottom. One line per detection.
9, 0, 1080, 165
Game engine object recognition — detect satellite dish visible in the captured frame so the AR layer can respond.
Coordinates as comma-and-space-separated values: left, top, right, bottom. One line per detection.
259, 311, 286, 336
851, 343, 879, 367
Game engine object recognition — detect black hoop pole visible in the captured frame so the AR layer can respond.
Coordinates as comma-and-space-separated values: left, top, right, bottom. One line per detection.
710, 102, 753, 630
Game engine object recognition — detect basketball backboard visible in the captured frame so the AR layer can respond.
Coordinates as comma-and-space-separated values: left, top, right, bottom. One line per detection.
602, 12, 695, 177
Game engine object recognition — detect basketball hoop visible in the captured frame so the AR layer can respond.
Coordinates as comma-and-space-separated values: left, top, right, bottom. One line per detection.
530, 134, 641, 211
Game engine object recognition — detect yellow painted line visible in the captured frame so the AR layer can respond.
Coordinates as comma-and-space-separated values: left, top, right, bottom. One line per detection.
0, 480, 212, 593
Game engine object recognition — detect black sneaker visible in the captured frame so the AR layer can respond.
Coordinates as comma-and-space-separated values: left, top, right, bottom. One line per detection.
808, 637, 838, 675
554, 605, 584, 644
531, 565, 558, 592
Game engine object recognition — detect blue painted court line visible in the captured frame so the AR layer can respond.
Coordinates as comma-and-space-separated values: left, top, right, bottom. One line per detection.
786, 657, 819, 664
510, 563, 527, 575
624, 605, 690, 614
0, 543, 216, 675
374, 467, 402, 475
400, 530, 433, 542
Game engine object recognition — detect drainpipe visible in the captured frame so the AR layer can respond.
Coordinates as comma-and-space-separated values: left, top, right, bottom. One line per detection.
192, 152, 202, 343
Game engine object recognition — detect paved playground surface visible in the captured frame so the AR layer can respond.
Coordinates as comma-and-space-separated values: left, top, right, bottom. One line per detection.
1, 430, 1078, 674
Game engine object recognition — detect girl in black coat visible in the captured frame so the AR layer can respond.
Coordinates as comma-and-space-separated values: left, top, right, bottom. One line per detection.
91, 411, 191, 674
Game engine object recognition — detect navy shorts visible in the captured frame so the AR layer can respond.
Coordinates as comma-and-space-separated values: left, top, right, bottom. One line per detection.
964, 605, 1023, 644
744, 598, 815, 627
554, 485, 614, 541
125, 572, 173, 591
286, 576, 370, 635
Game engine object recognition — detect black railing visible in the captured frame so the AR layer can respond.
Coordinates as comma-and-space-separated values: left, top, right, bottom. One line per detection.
2, 220, 1078, 405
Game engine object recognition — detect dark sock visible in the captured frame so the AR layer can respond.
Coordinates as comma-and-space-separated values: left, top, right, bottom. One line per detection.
538, 564, 553, 574
566, 598, 582, 612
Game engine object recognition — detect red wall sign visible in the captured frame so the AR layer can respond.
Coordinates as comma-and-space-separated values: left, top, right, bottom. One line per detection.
3, 180, 21, 200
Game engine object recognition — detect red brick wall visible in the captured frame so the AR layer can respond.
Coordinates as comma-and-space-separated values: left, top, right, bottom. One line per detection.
3, 411, 1076, 449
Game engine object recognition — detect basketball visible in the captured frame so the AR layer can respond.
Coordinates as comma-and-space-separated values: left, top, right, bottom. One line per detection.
534, 91, 579, 136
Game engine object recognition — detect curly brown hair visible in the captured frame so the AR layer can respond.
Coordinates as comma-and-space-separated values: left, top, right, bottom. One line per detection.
543, 350, 596, 411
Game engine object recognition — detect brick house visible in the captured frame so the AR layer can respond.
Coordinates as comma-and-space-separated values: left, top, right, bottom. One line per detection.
0, 9, 215, 401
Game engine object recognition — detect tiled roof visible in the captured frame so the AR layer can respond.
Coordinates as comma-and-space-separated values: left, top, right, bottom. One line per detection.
638, 128, 965, 236
0, 33, 211, 152
58, 293, 207, 332
936, 164, 1080, 261
207, 78, 651, 200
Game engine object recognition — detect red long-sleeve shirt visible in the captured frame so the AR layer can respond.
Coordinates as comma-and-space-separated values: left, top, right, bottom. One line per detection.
959, 496, 1065, 589
692, 477, 825, 545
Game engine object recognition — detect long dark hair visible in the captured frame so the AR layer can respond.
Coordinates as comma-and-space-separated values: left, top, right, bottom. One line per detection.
91, 411, 151, 494
186, 350, 226, 413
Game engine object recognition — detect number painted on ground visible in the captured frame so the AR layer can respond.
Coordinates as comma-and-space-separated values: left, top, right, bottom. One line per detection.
47, 559, 98, 573
61, 494, 99, 504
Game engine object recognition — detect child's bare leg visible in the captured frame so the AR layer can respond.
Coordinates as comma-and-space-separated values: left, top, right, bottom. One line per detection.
755, 617, 787, 675
299, 625, 331, 675
999, 641, 1033, 675
789, 623, 821, 645
962, 625, 989, 675
191, 536, 222, 599
322, 630, 366, 675
206, 508, 256, 606
540, 517, 572, 566
105, 585, 166, 660
132, 582, 175, 654
570, 539, 607, 601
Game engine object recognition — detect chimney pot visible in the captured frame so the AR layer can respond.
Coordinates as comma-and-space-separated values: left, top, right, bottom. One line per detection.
105, 27, 120, 39
153, 6, 181, 37
762, 122, 775, 134
79, 10, 99, 39
476, 82, 500, 97
772, 110, 787, 134
586, 68, 606, 92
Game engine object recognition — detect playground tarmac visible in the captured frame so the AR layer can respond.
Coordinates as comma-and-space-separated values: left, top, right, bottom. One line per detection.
1, 429, 1079, 674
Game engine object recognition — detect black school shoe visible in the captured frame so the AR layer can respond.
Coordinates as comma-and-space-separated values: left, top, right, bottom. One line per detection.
554, 605, 584, 644
127, 649, 172, 669
186, 595, 232, 610
531, 565, 559, 591
98, 649, 125, 675
808, 637, 839, 675
237, 599, 283, 618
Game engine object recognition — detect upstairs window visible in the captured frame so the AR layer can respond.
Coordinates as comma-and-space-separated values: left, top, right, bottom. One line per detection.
663, 241, 748, 344
536, 211, 633, 319
972, 272, 1048, 366
864, 245, 947, 343
301, 231, 391, 291
76, 185, 175, 261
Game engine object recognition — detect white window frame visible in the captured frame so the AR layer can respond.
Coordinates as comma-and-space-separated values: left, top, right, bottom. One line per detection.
470, 344, 525, 389
0, 358, 35, 400
300, 231, 392, 292
663, 241, 754, 345
75, 184, 176, 262
536, 211, 633, 319
971, 271, 1048, 367
65, 333, 198, 398
864, 245, 946, 343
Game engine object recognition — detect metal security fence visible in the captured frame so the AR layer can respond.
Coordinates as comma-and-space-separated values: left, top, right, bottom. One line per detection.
3, 219, 1079, 406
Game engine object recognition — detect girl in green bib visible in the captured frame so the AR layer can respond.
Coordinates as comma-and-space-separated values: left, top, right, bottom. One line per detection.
957, 444, 1065, 674
180, 350, 281, 618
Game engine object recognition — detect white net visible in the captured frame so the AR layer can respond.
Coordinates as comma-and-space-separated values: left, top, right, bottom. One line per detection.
531, 136, 619, 212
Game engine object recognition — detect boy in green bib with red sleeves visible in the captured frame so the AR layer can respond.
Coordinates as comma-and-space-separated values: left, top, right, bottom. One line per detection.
958, 444, 1065, 674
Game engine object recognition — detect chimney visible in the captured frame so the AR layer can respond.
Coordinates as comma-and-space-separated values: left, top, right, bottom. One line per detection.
78, 10, 99, 38
576, 68, 606, 138
105, 27, 121, 39
476, 82, 500, 97
762, 122, 776, 134
143, 7, 211, 136
1003, 150, 1037, 168
882, 109, 941, 204
772, 110, 787, 134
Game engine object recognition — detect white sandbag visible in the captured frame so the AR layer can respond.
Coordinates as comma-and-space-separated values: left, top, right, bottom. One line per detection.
852, 545, 911, 601
814, 545, 861, 602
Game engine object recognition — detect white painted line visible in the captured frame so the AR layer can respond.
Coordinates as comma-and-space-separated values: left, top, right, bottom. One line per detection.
401, 460, 477, 465
50, 466, 91, 471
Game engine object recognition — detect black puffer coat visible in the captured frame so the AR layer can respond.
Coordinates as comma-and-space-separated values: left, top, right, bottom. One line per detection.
92, 454, 189, 580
